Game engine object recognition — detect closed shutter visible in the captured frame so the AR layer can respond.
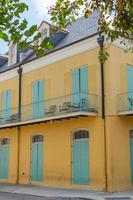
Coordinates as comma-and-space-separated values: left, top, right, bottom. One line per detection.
32, 81, 39, 118
38, 80, 45, 117
127, 66, 133, 110
2, 90, 12, 122
80, 66, 88, 110
71, 68, 80, 106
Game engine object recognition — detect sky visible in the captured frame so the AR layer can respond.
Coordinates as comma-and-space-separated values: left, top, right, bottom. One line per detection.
0, 0, 57, 54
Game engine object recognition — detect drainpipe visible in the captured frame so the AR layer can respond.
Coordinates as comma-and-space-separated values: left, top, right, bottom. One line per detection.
97, 35, 105, 119
97, 35, 108, 191
17, 66, 22, 122
17, 126, 20, 184
16, 46, 22, 184
16, 66, 22, 184
16, 45, 23, 122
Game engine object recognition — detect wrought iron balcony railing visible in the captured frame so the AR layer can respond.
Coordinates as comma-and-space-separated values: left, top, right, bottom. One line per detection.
0, 93, 98, 126
118, 92, 133, 114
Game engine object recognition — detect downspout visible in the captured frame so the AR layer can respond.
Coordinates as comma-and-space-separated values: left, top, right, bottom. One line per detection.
16, 46, 22, 184
97, 35, 108, 191
17, 126, 21, 184
17, 66, 22, 122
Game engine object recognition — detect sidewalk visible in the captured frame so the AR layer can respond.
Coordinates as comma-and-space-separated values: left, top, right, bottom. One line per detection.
0, 184, 133, 200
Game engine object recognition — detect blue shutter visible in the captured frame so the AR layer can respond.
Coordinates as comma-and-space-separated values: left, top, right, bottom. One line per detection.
31, 143, 44, 182
72, 139, 89, 185
80, 67, 88, 110
2, 90, 11, 122
72, 69, 80, 106
38, 80, 45, 117
0, 144, 9, 180
7, 91, 11, 120
0, 147, 2, 179
127, 66, 133, 110
32, 81, 39, 119
2, 91, 7, 122
130, 139, 133, 184
2, 145, 9, 179
37, 143, 44, 181
31, 143, 38, 181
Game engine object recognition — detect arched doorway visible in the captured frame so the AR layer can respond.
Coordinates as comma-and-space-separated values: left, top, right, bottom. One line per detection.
0, 138, 10, 179
31, 135, 44, 182
72, 130, 89, 185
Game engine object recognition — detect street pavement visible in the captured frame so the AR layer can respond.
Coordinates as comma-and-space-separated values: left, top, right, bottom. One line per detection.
0, 192, 93, 200
0, 185, 132, 200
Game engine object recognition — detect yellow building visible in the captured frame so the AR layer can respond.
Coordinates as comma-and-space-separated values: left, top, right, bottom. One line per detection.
0, 11, 133, 192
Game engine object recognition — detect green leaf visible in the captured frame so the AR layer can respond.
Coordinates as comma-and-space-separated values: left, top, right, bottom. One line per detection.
24, 25, 37, 37
0, 32, 9, 42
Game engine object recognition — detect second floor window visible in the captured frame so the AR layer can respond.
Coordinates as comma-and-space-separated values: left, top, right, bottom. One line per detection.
71, 66, 88, 109
32, 80, 45, 119
2, 90, 12, 121
127, 65, 133, 110
71, 66, 88, 94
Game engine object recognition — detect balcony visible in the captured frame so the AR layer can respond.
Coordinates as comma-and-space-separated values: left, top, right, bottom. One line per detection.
0, 93, 98, 128
118, 92, 133, 115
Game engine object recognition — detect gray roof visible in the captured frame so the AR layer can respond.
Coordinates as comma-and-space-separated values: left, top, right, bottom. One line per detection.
56, 11, 99, 49
0, 11, 99, 72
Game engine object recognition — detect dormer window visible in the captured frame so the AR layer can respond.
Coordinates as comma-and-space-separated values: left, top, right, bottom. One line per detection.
37, 21, 51, 44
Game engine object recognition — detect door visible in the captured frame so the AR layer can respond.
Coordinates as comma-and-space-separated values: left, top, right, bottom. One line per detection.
32, 80, 45, 119
2, 90, 11, 122
31, 135, 44, 182
129, 130, 133, 184
71, 67, 88, 110
72, 130, 89, 185
127, 65, 133, 110
0, 138, 9, 179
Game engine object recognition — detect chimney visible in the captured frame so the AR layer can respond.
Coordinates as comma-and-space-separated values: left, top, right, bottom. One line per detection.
8, 42, 19, 66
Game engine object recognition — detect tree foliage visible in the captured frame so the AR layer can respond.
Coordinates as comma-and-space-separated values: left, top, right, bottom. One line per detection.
0, 0, 53, 56
0, 0, 132, 61
49, 0, 133, 62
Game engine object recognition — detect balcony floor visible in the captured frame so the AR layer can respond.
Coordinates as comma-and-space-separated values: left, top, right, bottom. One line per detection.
118, 110, 133, 116
0, 111, 97, 129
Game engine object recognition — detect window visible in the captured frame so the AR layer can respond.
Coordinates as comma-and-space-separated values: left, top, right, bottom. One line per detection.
71, 66, 88, 94
129, 130, 133, 139
71, 66, 88, 110
32, 80, 45, 118
2, 90, 12, 121
1, 138, 9, 146
73, 130, 89, 140
32, 135, 43, 143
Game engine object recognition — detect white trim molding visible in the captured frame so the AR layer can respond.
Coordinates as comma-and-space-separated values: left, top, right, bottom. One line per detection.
0, 35, 131, 82
0, 111, 97, 129
0, 68, 18, 82
22, 35, 99, 74
0, 35, 99, 82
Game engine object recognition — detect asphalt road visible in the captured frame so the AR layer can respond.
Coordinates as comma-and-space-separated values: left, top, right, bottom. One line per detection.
0, 192, 92, 200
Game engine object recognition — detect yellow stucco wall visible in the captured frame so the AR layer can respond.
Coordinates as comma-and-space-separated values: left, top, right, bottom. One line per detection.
0, 42, 133, 192
104, 45, 133, 192
21, 47, 101, 110
104, 44, 133, 116
18, 117, 105, 190
0, 128, 18, 183
0, 77, 19, 111
105, 117, 133, 192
